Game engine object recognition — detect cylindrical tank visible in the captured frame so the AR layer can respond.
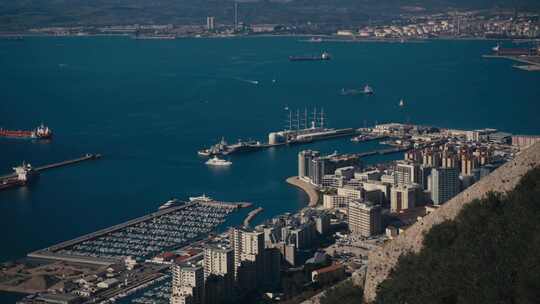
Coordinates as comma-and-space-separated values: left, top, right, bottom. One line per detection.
269, 132, 278, 145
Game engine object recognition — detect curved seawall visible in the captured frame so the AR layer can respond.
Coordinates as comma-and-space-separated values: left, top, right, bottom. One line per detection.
286, 176, 319, 206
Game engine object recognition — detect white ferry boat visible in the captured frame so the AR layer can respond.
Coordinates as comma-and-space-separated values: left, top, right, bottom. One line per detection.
205, 156, 232, 166
189, 194, 213, 202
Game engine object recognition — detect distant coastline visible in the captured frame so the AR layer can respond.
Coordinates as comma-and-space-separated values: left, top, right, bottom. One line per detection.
0, 32, 530, 42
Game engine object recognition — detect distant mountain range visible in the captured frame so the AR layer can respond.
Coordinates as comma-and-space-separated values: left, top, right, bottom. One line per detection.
0, 0, 538, 30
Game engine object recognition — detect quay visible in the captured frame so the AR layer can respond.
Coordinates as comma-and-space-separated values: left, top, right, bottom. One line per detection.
243, 207, 264, 228
353, 146, 411, 158
198, 199, 253, 210
482, 54, 540, 71
199, 108, 362, 157
286, 176, 320, 207
28, 197, 248, 266
28, 202, 199, 265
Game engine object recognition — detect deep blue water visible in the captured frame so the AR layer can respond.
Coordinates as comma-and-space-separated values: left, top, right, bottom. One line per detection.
1, 36, 539, 302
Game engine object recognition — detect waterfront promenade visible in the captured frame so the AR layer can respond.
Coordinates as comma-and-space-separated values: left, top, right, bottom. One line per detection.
286, 176, 319, 206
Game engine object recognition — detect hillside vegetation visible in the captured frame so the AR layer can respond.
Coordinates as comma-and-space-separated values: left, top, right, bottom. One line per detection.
375, 167, 540, 304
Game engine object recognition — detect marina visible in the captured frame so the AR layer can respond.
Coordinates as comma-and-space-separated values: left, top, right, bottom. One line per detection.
28, 196, 251, 265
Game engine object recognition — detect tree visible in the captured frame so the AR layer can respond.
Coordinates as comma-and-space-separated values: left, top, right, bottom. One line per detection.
320, 280, 363, 304
376, 167, 540, 304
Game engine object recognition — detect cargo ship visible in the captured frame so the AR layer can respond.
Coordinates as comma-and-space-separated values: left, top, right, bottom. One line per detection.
492, 44, 539, 56
0, 162, 38, 191
340, 84, 373, 96
0, 124, 53, 139
133, 34, 176, 40
289, 52, 331, 61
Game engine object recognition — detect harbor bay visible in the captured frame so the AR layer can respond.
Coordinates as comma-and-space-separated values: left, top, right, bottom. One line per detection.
1, 36, 540, 302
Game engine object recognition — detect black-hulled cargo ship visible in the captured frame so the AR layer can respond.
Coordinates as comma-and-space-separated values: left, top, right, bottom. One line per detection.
289, 52, 331, 61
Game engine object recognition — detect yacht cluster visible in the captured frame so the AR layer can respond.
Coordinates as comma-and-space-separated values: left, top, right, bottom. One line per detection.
57, 203, 234, 260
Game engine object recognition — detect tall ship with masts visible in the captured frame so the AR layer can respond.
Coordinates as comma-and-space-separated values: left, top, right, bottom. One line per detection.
198, 107, 358, 157
268, 107, 356, 145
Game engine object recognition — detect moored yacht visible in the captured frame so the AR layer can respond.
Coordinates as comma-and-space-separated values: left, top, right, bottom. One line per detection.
205, 156, 232, 166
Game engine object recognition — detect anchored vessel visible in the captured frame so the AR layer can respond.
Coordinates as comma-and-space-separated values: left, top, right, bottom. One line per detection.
363, 84, 374, 95
491, 43, 539, 56
341, 84, 373, 96
308, 37, 323, 43
0, 162, 38, 191
0, 124, 52, 139
289, 52, 331, 61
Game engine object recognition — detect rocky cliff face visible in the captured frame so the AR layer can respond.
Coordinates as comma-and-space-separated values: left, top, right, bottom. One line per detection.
363, 142, 540, 303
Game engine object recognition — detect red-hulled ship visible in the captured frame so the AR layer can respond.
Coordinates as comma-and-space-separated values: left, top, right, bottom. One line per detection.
0, 124, 53, 139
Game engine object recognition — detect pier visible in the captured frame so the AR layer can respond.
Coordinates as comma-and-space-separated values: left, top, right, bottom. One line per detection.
199, 108, 362, 157
198, 200, 253, 210
28, 198, 248, 266
352, 147, 411, 158
34, 153, 101, 172
243, 207, 264, 228
0, 153, 101, 191
482, 54, 540, 71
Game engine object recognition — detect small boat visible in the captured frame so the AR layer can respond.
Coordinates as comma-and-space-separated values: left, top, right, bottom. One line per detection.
363, 85, 374, 95
158, 198, 182, 210
189, 194, 213, 202
399, 99, 405, 107
198, 149, 211, 157
205, 156, 232, 166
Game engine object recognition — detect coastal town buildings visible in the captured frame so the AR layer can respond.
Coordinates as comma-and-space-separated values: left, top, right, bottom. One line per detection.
348, 201, 382, 237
